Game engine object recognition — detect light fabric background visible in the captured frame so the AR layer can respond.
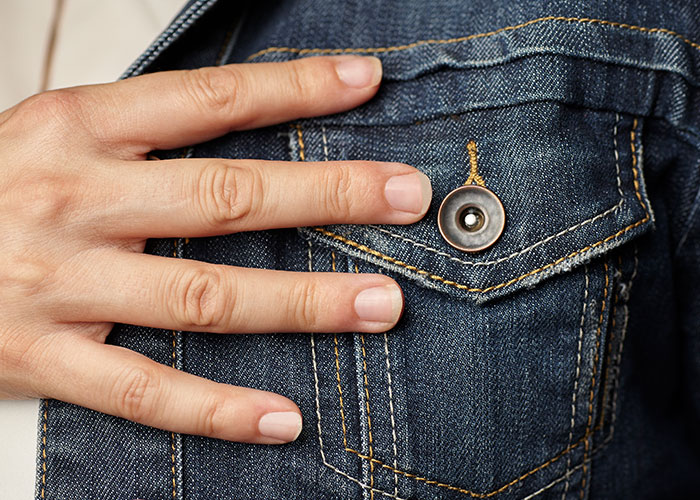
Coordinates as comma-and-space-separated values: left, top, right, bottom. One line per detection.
0, 1, 183, 498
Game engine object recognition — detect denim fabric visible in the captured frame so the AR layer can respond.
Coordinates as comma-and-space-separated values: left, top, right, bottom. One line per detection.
37, 1, 700, 499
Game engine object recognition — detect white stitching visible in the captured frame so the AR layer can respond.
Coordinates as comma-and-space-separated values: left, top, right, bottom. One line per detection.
383, 332, 400, 496
368, 197, 622, 267
562, 265, 589, 499
613, 113, 624, 199
321, 125, 330, 161
309, 242, 407, 500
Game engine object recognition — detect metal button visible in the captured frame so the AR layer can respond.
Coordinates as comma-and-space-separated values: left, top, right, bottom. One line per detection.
437, 185, 505, 252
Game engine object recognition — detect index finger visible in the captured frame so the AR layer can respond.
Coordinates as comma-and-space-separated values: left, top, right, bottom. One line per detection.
79, 55, 382, 153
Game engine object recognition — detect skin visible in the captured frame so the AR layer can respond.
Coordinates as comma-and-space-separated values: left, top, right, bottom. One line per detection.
0, 55, 432, 444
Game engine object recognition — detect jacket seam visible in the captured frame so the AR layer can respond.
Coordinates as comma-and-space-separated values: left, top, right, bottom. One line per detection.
244, 16, 700, 63
309, 243, 408, 500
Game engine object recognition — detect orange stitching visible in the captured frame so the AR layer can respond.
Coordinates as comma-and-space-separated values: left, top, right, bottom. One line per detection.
630, 119, 645, 215
465, 141, 486, 186
344, 438, 587, 498
333, 332, 349, 448
580, 260, 609, 498
295, 124, 306, 161
360, 333, 376, 499
313, 217, 646, 294
245, 16, 700, 62
41, 403, 47, 498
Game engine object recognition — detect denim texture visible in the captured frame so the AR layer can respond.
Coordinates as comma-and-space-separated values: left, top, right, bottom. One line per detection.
37, 1, 700, 499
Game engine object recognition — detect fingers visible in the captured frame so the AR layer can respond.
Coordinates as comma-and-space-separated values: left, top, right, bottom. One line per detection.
104, 159, 432, 237
79, 55, 382, 152
38, 337, 302, 443
57, 251, 404, 334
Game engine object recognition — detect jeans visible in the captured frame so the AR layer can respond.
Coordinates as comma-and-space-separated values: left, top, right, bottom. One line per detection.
36, 1, 700, 498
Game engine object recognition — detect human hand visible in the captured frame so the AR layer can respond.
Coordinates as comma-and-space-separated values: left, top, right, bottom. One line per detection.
0, 56, 432, 444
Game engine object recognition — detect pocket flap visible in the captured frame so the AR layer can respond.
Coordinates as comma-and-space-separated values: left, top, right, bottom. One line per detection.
297, 109, 653, 303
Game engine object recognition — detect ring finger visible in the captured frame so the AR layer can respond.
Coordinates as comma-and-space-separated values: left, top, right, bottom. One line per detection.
55, 251, 404, 334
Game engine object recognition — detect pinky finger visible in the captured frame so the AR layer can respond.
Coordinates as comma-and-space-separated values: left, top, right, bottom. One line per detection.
38, 336, 302, 444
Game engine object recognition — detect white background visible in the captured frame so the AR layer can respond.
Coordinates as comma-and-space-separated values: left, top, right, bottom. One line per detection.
0, 1, 183, 498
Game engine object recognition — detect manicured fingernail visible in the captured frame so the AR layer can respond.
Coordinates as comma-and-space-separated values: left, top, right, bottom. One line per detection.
258, 411, 303, 442
335, 56, 382, 88
384, 171, 432, 214
354, 284, 403, 323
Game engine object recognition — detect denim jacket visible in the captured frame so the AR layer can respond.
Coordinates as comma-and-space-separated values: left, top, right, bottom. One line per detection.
37, 1, 700, 499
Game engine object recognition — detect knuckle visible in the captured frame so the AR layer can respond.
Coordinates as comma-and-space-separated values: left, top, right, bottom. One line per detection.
18, 89, 83, 123
322, 164, 356, 219
285, 61, 311, 99
197, 392, 228, 436
112, 366, 160, 423
287, 278, 322, 329
19, 175, 76, 223
196, 162, 259, 227
183, 67, 240, 116
170, 266, 231, 329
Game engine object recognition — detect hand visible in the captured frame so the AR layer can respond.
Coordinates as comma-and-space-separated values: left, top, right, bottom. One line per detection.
0, 56, 432, 443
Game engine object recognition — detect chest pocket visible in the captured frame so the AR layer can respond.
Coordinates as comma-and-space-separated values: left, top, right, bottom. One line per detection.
286, 47, 653, 499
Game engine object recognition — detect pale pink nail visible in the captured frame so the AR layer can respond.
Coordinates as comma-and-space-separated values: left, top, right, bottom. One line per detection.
335, 56, 382, 88
354, 285, 403, 323
384, 171, 432, 214
258, 412, 303, 442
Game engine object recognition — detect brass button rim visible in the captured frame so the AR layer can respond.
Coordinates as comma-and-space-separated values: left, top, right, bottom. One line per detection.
437, 185, 506, 253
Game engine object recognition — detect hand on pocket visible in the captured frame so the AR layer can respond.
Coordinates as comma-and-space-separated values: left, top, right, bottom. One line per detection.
0, 55, 431, 443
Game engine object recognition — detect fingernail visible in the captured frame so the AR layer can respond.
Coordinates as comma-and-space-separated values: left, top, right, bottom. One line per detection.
384, 171, 432, 214
354, 284, 403, 323
258, 411, 303, 442
335, 56, 382, 88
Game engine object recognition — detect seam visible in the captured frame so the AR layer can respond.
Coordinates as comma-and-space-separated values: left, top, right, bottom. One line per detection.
360, 333, 376, 500
612, 114, 625, 199
562, 265, 589, 499
40, 400, 47, 499
368, 199, 621, 267
606, 246, 637, 442
383, 332, 400, 497
309, 243, 408, 500
594, 257, 623, 433
245, 16, 700, 62
525, 254, 635, 500
334, 343, 596, 500
303, 117, 649, 294
579, 260, 610, 499
355, 261, 377, 498
169, 241, 179, 499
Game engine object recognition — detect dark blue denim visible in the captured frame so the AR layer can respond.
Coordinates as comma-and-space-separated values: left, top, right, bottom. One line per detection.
36, 1, 700, 499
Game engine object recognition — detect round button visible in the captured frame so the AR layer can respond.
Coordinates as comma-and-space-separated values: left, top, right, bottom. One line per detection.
437, 185, 505, 252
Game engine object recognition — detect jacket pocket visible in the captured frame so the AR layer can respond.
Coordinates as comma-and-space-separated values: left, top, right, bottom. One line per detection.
295, 69, 652, 497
